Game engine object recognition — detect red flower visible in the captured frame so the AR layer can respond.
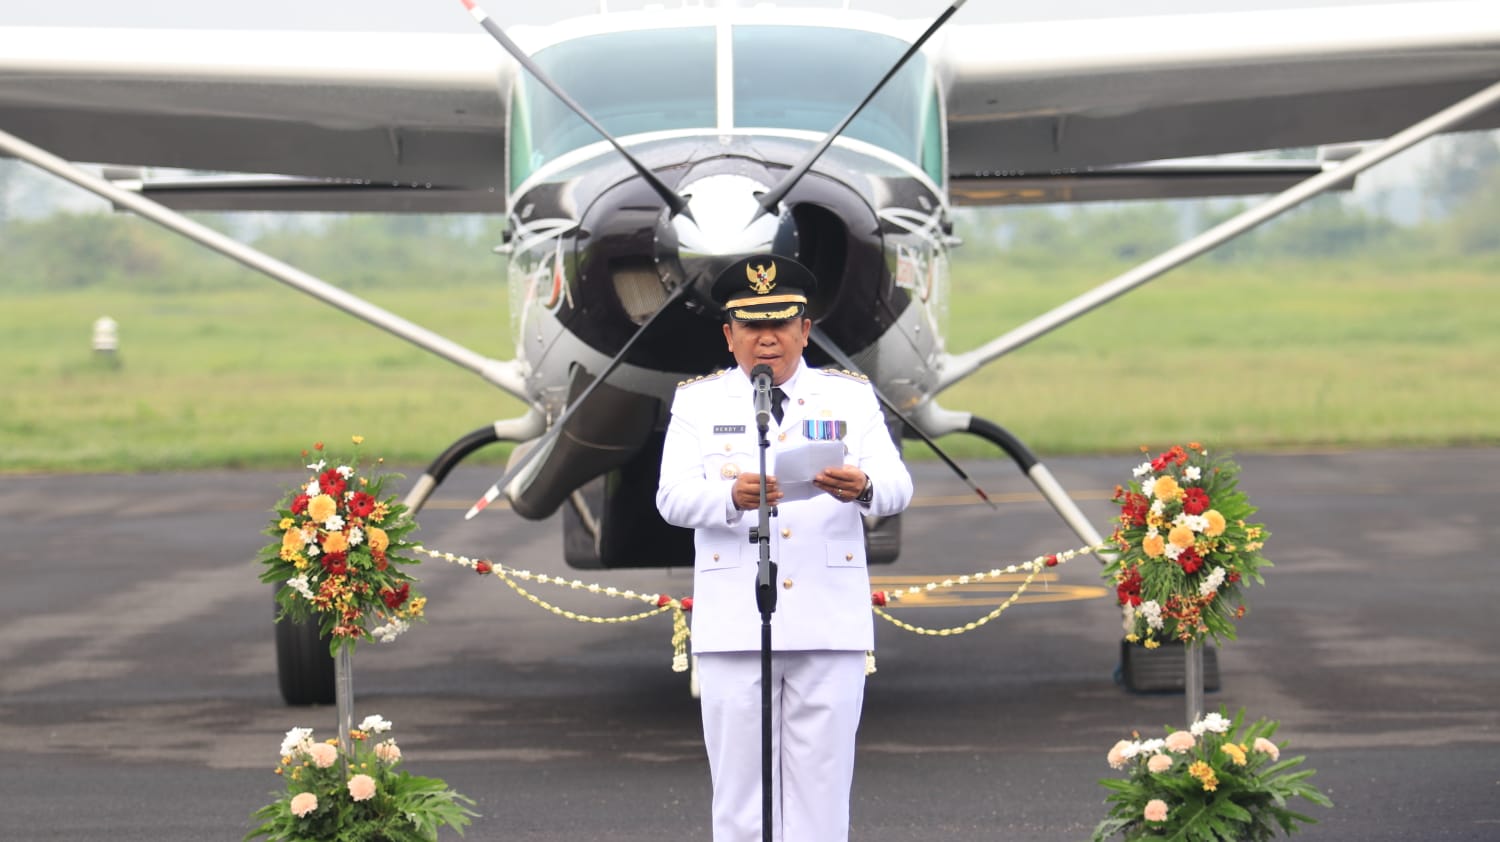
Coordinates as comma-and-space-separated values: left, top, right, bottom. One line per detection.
1228, 570, 1241, 583
1177, 547, 1204, 574
680, 597, 694, 612
320, 551, 348, 576
382, 582, 410, 610
1120, 492, 1149, 527
290, 494, 310, 514
1044, 554, 1059, 567
1116, 565, 1143, 607
1182, 487, 1211, 515
871, 591, 888, 607
475, 560, 493, 575
347, 492, 376, 518
319, 469, 347, 497
656, 594, 672, 607
374, 554, 388, 572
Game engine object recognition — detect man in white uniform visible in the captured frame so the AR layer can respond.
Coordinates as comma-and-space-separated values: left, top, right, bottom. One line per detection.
657, 255, 913, 842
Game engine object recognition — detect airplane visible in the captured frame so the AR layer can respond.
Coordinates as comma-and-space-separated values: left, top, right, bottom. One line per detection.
2, 0, 1498, 704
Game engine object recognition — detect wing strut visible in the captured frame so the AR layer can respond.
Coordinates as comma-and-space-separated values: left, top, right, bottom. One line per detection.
0, 126, 529, 401
752, 0, 969, 222
461, 0, 692, 221
937, 76, 1500, 394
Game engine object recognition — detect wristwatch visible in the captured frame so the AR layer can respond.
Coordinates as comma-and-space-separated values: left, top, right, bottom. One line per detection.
855, 476, 874, 504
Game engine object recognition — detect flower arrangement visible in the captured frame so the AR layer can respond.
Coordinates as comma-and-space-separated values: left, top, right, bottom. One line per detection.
246, 714, 477, 841
1102, 443, 1270, 646
257, 437, 425, 655
1091, 708, 1331, 841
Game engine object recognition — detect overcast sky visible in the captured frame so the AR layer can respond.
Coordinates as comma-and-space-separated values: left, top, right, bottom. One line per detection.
0, 0, 1457, 30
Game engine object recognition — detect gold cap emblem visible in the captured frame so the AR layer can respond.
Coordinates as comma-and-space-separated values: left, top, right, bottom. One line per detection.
746, 261, 777, 295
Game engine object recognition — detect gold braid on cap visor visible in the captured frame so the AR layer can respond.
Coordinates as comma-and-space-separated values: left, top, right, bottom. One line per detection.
725, 293, 807, 309
732, 304, 803, 321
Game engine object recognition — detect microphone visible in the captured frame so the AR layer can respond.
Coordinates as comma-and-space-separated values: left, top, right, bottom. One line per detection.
751, 364, 774, 432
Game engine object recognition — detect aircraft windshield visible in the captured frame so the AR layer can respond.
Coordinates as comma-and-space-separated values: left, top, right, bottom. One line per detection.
510, 24, 942, 190
510, 27, 718, 190
733, 26, 940, 182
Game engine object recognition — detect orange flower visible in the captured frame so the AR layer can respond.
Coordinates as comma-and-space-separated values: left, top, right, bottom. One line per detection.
323, 531, 348, 554
1189, 760, 1219, 792
1168, 525, 1196, 549
367, 526, 389, 553
307, 494, 337, 523
1143, 533, 1166, 558
1153, 476, 1181, 502
1204, 509, 1227, 536
281, 528, 305, 554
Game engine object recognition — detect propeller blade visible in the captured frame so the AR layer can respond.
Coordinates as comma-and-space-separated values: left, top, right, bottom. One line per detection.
460, 0, 693, 221
808, 326, 997, 511
752, 0, 968, 221
466, 282, 693, 519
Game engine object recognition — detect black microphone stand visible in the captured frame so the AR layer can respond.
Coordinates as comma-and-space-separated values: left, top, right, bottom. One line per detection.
749, 368, 777, 842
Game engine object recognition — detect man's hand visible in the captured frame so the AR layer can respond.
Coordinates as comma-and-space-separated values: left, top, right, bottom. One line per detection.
814, 465, 869, 504
732, 472, 783, 510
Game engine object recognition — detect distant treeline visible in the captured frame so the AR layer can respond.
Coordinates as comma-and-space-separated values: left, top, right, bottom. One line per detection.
3, 136, 1500, 292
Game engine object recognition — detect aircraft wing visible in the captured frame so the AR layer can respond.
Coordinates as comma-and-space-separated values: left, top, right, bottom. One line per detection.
0, 28, 515, 210
940, 1, 1500, 200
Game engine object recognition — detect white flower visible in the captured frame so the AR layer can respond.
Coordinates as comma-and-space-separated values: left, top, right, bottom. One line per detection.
280, 727, 314, 757
1138, 738, 1166, 754
1191, 712, 1231, 736
1119, 741, 1146, 761
1199, 567, 1227, 597
1149, 499, 1165, 517
1133, 462, 1153, 478
1138, 600, 1164, 630
359, 714, 393, 734
1164, 543, 1184, 561
347, 527, 364, 548
324, 514, 345, 531
306, 459, 326, 471
1141, 477, 1158, 499
306, 543, 321, 557
336, 465, 353, 478
288, 575, 315, 601
305, 480, 321, 496
372, 618, 410, 643
1184, 466, 1202, 482
1122, 604, 1136, 633
1179, 514, 1208, 533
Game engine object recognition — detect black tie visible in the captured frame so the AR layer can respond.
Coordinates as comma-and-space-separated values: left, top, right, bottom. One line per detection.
771, 387, 787, 425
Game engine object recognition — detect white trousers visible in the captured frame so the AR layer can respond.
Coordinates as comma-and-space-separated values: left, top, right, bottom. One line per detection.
697, 650, 867, 842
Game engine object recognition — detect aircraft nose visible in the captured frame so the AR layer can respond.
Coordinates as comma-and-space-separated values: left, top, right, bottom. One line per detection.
670, 172, 791, 297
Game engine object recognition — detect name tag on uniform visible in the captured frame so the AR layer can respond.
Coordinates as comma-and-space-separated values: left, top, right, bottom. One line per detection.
713, 424, 746, 435
802, 420, 847, 441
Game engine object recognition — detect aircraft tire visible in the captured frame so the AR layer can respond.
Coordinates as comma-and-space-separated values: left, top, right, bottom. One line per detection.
274, 597, 335, 706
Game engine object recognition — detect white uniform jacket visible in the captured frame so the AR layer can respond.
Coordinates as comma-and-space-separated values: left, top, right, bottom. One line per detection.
656, 362, 913, 654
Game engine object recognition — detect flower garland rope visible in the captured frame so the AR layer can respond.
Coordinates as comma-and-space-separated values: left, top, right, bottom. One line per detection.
872, 544, 1106, 636
412, 543, 1107, 668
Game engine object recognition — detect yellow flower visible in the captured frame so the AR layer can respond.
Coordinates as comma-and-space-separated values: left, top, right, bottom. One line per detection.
1189, 760, 1219, 792
1204, 509, 1227, 536
1168, 525, 1196, 549
1154, 475, 1181, 502
308, 494, 337, 523
323, 531, 348, 554
1144, 638, 1160, 650
367, 526, 389, 553
1142, 533, 1166, 558
279, 517, 295, 530
1221, 743, 1247, 766
352, 435, 365, 445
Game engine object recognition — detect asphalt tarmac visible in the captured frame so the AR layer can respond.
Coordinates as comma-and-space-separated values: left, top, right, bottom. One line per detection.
2, 449, 1497, 841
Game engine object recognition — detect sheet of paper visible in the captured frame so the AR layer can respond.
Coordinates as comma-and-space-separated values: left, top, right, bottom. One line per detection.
775, 440, 848, 502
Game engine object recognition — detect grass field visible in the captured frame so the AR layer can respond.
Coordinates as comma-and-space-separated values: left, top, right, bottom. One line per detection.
2, 253, 1496, 473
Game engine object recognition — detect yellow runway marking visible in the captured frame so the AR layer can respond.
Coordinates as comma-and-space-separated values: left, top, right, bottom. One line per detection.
423, 489, 1117, 511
